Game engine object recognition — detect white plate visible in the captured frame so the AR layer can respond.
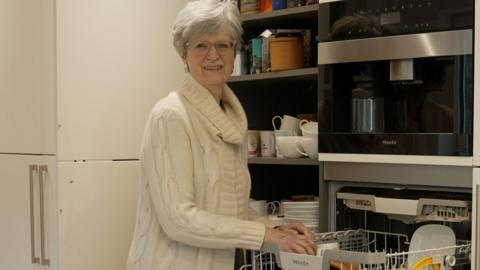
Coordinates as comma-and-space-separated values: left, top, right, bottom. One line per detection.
284, 218, 319, 223
283, 209, 319, 214
284, 213, 319, 218
407, 224, 456, 270
282, 201, 319, 206
282, 205, 319, 210
284, 215, 320, 220
303, 225, 319, 232
284, 211, 318, 214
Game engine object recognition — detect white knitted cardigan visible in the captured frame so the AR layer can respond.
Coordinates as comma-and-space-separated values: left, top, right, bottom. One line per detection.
127, 75, 266, 270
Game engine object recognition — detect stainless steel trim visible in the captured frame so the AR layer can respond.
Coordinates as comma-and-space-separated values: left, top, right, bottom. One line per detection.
318, 29, 472, 64
29, 165, 40, 264
477, 184, 480, 267
39, 165, 50, 266
324, 162, 472, 188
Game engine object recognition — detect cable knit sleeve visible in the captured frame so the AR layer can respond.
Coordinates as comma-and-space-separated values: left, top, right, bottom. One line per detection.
141, 108, 265, 251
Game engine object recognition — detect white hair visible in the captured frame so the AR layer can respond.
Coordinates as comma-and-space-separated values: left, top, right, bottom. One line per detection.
173, 0, 242, 57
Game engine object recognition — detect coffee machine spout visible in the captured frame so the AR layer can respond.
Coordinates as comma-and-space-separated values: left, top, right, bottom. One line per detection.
390, 59, 414, 81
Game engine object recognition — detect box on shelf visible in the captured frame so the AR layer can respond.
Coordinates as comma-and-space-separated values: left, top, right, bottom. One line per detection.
258, 29, 312, 72
260, 0, 272, 12
239, 0, 260, 14
249, 38, 263, 74
261, 36, 270, 72
272, 0, 287, 10
270, 36, 304, 71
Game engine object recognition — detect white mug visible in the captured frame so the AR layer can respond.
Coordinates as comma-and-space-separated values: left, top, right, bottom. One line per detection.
276, 136, 305, 158
249, 199, 268, 216
259, 131, 275, 157
274, 130, 293, 158
299, 119, 318, 137
247, 130, 260, 157
267, 214, 285, 227
295, 137, 318, 159
272, 115, 301, 135
266, 201, 281, 215
232, 51, 247, 76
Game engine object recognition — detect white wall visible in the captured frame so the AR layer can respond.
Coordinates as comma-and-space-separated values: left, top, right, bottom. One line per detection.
57, 0, 187, 160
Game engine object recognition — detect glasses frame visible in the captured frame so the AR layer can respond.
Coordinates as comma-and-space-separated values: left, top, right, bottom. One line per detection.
185, 40, 236, 57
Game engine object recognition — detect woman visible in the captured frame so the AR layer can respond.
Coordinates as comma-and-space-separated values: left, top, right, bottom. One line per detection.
127, 1, 316, 269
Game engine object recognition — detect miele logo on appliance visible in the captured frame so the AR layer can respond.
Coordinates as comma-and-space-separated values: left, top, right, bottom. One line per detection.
382, 140, 398, 145
292, 259, 309, 266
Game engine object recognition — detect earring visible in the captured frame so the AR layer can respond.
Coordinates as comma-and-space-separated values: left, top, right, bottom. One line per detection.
184, 63, 189, 73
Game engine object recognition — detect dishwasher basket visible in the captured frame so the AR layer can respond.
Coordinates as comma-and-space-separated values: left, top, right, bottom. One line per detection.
240, 250, 277, 270
253, 229, 471, 270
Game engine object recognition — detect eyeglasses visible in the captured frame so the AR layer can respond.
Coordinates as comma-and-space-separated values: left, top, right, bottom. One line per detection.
186, 41, 235, 56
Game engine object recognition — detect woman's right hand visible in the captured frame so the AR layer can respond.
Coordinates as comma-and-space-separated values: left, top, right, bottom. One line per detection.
263, 227, 316, 255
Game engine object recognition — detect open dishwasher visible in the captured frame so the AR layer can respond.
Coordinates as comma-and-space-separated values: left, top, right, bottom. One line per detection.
243, 186, 472, 270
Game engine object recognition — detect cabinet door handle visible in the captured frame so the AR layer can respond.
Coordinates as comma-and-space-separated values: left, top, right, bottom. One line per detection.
29, 165, 40, 264
39, 165, 50, 267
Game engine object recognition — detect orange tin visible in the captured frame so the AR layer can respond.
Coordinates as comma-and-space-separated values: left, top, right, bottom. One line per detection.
269, 36, 304, 71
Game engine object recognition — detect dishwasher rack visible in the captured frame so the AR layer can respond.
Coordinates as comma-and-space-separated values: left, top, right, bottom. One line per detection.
248, 229, 471, 270
240, 250, 276, 270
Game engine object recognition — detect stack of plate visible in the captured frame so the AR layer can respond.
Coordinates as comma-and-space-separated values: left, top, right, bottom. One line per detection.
281, 200, 320, 232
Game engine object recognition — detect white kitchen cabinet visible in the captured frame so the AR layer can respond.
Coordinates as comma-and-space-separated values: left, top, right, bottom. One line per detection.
2, 0, 187, 269
56, 0, 187, 161
0, 154, 57, 270
57, 161, 139, 270
55, 1, 187, 269
0, 0, 55, 155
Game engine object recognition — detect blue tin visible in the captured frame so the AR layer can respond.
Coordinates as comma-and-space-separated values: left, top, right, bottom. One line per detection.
272, 0, 287, 10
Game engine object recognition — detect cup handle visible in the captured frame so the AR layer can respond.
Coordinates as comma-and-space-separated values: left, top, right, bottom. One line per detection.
266, 202, 276, 214
299, 119, 309, 130
266, 201, 281, 214
272, 115, 282, 131
294, 139, 308, 157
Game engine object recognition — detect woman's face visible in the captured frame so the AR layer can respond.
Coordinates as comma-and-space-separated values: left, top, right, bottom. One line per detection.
184, 30, 235, 91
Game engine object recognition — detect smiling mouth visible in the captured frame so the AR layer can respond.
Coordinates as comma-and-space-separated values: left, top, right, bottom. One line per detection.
203, 65, 223, 71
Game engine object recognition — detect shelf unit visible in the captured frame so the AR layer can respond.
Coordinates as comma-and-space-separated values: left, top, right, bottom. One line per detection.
231, 5, 320, 201
231, 4, 319, 130
241, 4, 318, 30
228, 67, 317, 85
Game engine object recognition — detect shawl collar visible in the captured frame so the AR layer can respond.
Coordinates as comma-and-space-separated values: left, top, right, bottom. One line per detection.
178, 75, 247, 145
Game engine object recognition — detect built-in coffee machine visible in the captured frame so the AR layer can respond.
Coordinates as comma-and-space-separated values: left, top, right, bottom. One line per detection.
317, 0, 474, 155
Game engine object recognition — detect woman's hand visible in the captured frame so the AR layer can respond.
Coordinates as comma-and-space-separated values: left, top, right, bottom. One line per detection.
276, 220, 315, 242
263, 222, 316, 255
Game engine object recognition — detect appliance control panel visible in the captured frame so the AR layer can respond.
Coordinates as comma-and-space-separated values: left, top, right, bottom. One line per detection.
320, 0, 473, 40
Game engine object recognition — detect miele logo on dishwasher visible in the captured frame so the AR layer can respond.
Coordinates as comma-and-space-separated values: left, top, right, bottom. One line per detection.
382, 140, 398, 145
292, 259, 309, 266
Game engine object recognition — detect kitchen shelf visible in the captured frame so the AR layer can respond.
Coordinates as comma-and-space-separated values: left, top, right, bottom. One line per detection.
241, 4, 318, 29
235, 3, 320, 201
248, 157, 319, 165
228, 67, 317, 86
